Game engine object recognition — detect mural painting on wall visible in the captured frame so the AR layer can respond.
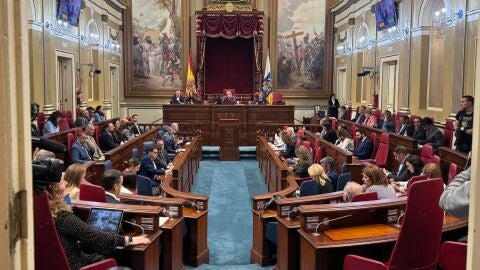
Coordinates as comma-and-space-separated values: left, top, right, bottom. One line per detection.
277, 0, 326, 91
132, 0, 182, 91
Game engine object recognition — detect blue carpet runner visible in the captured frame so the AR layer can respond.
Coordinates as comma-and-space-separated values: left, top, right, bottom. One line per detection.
185, 158, 273, 270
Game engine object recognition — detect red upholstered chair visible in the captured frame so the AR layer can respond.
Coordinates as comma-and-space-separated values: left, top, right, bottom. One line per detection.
34, 190, 116, 270
313, 137, 320, 150
79, 184, 107, 202
223, 89, 236, 96
330, 118, 337, 130
302, 140, 312, 152
374, 110, 382, 121
67, 132, 75, 161
314, 146, 323, 163
362, 133, 389, 167
421, 144, 434, 164
76, 107, 81, 118
37, 111, 46, 123
351, 192, 378, 202
64, 110, 73, 128
272, 92, 284, 104
58, 118, 69, 131
346, 107, 352, 121
368, 133, 377, 159
444, 119, 454, 148
344, 178, 445, 270
406, 175, 428, 192
438, 241, 467, 270
94, 125, 101, 143
431, 155, 440, 166
448, 163, 458, 184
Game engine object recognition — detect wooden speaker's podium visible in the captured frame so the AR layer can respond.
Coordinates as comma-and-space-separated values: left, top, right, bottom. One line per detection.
219, 119, 240, 160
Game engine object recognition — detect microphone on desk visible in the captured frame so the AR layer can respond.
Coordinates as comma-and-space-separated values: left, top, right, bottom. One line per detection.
259, 194, 284, 216
286, 207, 299, 220
312, 214, 352, 237
184, 200, 201, 212
122, 220, 146, 237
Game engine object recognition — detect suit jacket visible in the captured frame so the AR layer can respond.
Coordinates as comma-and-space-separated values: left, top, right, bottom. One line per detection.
99, 131, 118, 152
280, 142, 296, 159
131, 122, 141, 135
322, 130, 338, 144
378, 120, 396, 133
353, 137, 374, 160
328, 98, 340, 118
170, 95, 185, 104
71, 141, 92, 164
387, 159, 410, 182
420, 127, 444, 149
412, 126, 426, 141
327, 170, 339, 190
138, 155, 165, 181
105, 193, 123, 204
73, 117, 89, 128
354, 113, 366, 124
398, 123, 414, 137
162, 133, 177, 154
154, 148, 169, 169
222, 96, 237, 104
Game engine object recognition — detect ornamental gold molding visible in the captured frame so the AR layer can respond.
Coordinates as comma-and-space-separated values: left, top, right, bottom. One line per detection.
207, 3, 252, 12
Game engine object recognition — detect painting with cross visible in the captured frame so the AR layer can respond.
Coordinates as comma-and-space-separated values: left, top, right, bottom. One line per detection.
277, 0, 326, 91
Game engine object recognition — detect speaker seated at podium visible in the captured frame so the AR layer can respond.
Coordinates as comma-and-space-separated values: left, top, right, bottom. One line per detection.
170, 90, 185, 104
222, 89, 237, 104
185, 91, 202, 104
253, 92, 266, 105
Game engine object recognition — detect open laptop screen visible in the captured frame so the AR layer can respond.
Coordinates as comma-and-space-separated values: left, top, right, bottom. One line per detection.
86, 208, 124, 234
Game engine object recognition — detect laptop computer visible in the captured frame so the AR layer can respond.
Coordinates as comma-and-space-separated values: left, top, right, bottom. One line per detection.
87, 208, 124, 234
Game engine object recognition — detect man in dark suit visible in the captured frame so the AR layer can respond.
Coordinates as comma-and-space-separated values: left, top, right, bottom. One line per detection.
352, 129, 374, 160
412, 117, 426, 140
73, 109, 90, 127
163, 127, 178, 158
99, 122, 118, 152
154, 138, 170, 170
353, 106, 366, 124
101, 169, 124, 204
320, 157, 339, 190
328, 94, 340, 118
131, 114, 141, 136
71, 132, 92, 164
170, 90, 185, 104
397, 115, 414, 137
383, 146, 410, 182
222, 90, 237, 104
139, 148, 166, 184
419, 117, 444, 149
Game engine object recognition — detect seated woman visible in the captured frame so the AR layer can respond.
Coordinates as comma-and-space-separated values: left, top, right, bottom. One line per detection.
335, 128, 354, 152
321, 122, 337, 144
292, 146, 312, 178
362, 164, 396, 199
93, 105, 105, 123
42, 110, 62, 135
222, 90, 237, 104
46, 179, 149, 270
64, 164, 86, 200
119, 120, 134, 141
279, 131, 296, 159
273, 128, 285, 150
392, 155, 425, 194
422, 163, 442, 179
186, 91, 202, 104
123, 158, 140, 174
363, 108, 377, 128
377, 110, 395, 132
307, 164, 334, 195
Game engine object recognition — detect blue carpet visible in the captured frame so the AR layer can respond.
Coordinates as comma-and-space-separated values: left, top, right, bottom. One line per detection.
186, 159, 272, 269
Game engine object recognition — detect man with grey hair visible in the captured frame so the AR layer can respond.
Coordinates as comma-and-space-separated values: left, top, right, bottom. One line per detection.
343, 181, 363, 202
286, 127, 296, 142
320, 156, 339, 190
74, 109, 90, 127
84, 123, 104, 160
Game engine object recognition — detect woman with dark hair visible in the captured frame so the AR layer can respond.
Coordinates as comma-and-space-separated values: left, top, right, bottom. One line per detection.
362, 164, 396, 199
93, 105, 105, 123
328, 93, 340, 118
112, 119, 123, 145
45, 180, 150, 270
42, 111, 62, 134
335, 128, 354, 151
405, 155, 424, 177
322, 122, 338, 144
377, 110, 395, 132
292, 146, 312, 178
120, 120, 134, 141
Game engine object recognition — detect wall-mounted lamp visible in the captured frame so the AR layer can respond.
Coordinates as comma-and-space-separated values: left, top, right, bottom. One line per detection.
45, 19, 70, 36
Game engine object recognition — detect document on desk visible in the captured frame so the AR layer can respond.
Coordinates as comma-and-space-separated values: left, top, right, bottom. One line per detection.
159, 217, 170, 227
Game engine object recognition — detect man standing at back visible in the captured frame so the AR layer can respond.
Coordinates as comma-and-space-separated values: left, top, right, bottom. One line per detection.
131, 114, 141, 136
455, 95, 474, 153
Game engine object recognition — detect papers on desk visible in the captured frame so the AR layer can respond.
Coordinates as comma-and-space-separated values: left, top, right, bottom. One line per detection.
185, 142, 191, 145
159, 217, 170, 227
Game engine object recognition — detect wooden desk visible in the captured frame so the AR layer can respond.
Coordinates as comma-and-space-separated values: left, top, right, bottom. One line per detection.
296, 199, 468, 270
71, 200, 163, 270
163, 104, 294, 145
219, 119, 240, 160
438, 147, 468, 183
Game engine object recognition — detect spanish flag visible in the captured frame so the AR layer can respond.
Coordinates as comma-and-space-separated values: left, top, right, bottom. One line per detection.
185, 52, 197, 95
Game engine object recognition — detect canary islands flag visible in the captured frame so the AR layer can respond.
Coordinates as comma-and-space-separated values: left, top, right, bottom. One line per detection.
262, 50, 273, 104
185, 52, 197, 95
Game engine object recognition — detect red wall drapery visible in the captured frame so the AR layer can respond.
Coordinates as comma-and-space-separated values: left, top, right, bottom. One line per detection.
195, 11, 264, 96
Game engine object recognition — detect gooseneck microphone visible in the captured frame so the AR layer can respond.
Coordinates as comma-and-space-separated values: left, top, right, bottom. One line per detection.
184, 200, 200, 212
313, 214, 352, 236
122, 220, 146, 237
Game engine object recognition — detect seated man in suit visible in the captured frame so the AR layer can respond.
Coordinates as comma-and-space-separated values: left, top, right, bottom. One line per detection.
320, 157, 339, 190
83, 124, 104, 159
339, 105, 348, 120
352, 129, 374, 160
99, 122, 118, 152
383, 146, 410, 182
101, 169, 124, 204
186, 91, 201, 104
419, 117, 444, 149
353, 105, 366, 124
222, 90, 237, 104
412, 116, 426, 140
170, 90, 185, 104
398, 115, 414, 137
154, 138, 171, 170
138, 148, 165, 185
74, 109, 90, 128
71, 132, 92, 164
163, 127, 178, 158
254, 91, 266, 104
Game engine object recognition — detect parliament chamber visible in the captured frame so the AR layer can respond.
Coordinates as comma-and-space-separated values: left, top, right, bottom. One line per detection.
3, 0, 480, 269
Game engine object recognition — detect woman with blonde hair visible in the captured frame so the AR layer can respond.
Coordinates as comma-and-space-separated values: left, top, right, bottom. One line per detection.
293, 146, 312, 178
45, 180, 149, 270
307, 164, 333, 194
363, 108, 378, 128
279, 130, 296, 159
63, 163, 86, 200
422, 163, 443, 179
362, 164, 396, 199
